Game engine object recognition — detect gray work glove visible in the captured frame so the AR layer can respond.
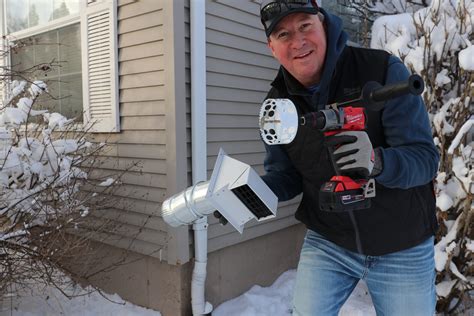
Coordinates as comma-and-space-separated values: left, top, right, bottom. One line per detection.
325, 131, 382, 179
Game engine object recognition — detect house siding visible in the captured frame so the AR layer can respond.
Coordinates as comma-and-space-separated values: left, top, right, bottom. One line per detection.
88, 0, 176, 262
62, 1, 306, 313
98, 0, 301, 265
201, 0, 301, 253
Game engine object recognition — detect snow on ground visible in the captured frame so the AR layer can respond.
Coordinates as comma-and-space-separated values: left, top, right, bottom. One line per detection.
213, 270, 375, 316
0, 283, 160, 316
1, 270, 375, 316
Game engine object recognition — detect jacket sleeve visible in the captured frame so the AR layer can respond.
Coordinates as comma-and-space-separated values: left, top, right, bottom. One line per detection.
374, 55, 440, 189
261, 142, 303, 201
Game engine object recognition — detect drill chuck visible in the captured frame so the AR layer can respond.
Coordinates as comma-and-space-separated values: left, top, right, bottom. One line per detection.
300, 109, 343, 131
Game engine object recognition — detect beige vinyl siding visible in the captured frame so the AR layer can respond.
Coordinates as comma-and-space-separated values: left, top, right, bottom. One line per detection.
87, 0, 173, 261
100, 0, 303, 264
203, 0, 301, 253
91, 0, 300, 265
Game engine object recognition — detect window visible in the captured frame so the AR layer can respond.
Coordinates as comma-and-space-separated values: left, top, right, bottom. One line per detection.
6, 0, 80, 33
10, 23, 83, 121
1, 0, 120, 132
6, 0, 82, 121
320, 1, 372, 46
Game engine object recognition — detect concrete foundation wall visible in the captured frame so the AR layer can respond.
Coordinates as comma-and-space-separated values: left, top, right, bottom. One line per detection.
69, 241, 193, 316
206, 223, 306, 308
82, 223, 306, 315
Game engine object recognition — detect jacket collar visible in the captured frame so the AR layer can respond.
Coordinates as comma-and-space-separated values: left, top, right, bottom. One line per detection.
271, 66, 312, 96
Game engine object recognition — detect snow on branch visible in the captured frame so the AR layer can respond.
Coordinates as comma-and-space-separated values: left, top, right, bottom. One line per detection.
0, 77, 144, 302
448, 119, 474, 154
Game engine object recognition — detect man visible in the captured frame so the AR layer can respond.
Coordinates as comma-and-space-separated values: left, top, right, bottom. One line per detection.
258, 1, 439, 315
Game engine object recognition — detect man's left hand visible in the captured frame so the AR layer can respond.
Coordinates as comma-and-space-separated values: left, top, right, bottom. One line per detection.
325, 131, 378, 179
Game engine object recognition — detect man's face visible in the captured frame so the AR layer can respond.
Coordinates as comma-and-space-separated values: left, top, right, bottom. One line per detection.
268, 13, 327, 87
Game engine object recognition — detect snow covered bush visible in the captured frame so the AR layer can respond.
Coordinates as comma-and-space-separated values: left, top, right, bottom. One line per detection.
0, 77, 122, 300
339, 0, 473, 313
337, 0, 429, 46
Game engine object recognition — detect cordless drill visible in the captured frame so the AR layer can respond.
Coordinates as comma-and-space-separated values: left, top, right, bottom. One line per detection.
259, 74, 425, 212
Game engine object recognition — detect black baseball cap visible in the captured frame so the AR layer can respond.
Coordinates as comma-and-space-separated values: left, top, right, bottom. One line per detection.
260, 0, 320, 37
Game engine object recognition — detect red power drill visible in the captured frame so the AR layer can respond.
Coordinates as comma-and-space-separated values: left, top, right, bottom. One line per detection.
300, 105, 375, 212
259, 74, 425, 212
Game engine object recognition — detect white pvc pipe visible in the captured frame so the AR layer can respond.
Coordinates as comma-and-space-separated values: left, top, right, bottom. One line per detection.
192, 218, 212, 315
190, 0, 211, 315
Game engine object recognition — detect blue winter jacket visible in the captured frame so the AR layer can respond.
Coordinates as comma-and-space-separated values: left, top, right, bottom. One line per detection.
261, 9, 439, 202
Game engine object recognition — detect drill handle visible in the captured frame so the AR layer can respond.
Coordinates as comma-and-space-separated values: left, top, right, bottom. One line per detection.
362, 74, 424, 111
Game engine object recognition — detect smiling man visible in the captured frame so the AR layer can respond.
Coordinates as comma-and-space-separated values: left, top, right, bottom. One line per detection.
268, 12, 327, 86
258, 1, 440, 315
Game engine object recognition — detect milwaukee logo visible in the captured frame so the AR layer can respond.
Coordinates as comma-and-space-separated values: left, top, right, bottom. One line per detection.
343, 87, 361, 96
346, 114, 364, 124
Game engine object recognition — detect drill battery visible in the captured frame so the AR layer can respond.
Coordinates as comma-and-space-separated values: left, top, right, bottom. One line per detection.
319, 176, 376, 212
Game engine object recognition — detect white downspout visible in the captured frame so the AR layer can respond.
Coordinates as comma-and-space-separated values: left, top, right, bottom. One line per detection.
190, 0, 212, 315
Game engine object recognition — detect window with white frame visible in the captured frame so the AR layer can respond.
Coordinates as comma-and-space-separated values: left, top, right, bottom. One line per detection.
1, 0, 120, 132
7, 0, 82, 121
6, 0, 80, 33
